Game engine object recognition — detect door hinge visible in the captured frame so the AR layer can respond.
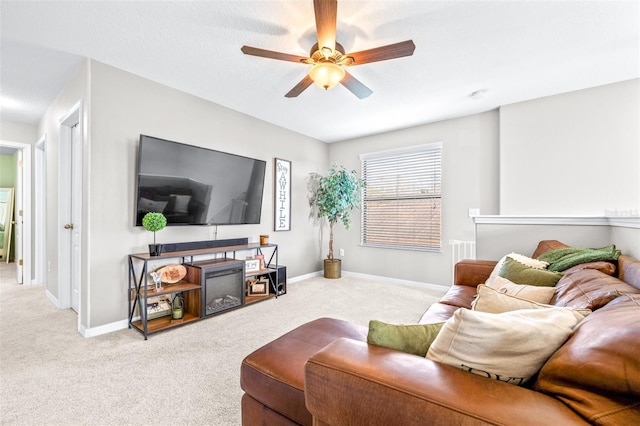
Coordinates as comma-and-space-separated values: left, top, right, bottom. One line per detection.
19, 210, 23, 217
19, 259, 23, 266
18, 160, 23, 168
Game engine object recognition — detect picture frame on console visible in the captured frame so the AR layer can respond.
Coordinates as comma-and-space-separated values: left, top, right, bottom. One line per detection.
274, 158, 291, 232
245, 259, 261, 273
248, 279, 268, 296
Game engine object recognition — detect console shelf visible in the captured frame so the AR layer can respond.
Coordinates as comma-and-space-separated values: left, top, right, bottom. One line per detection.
128, 242, 282, 339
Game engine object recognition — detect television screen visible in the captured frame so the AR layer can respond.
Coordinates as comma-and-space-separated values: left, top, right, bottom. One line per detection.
135, 135, 266, 226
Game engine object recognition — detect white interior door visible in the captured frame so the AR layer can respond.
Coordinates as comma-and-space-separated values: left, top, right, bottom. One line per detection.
59, 104, 82, 317
0, 140, 31, 285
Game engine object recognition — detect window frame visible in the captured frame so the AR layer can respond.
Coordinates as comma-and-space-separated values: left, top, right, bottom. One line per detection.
359, 142, 443, 252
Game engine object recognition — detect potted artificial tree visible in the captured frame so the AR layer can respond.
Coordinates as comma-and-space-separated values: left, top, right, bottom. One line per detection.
308, 164, 364, 278
142, 212, 167, 256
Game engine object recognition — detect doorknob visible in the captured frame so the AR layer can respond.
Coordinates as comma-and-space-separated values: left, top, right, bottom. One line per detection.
64, 224, 74, 230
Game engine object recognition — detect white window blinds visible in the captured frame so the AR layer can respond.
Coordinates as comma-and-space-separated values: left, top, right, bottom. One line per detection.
360, 143, 442, 251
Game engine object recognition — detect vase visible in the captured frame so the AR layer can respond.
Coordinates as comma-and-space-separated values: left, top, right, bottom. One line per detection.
149, 244, 162, 256
324, 259, 341, 279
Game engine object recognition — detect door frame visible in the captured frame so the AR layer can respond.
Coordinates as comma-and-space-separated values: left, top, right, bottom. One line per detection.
34, 135, 47, 286
58, 102, 83, 320
0, 139, 32, 285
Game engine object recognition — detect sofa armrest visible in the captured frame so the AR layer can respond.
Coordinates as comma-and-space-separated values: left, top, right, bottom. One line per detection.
454, 259, 497, 286
305, 338, 587, 426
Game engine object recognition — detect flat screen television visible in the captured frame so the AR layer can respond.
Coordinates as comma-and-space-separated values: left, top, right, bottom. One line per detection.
135, 135, 266, 226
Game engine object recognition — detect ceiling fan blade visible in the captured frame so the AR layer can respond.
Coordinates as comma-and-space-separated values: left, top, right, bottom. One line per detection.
341, 71, 373, 99
346, 40, 416, 65
314, 0, 337, 52
241, 46, 309, 63
285, 75, 314, 98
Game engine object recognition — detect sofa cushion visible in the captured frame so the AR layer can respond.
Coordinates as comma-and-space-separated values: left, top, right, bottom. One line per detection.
532, 240, 570, 258
418, 302, 461, 324
437, 284, 476, 309
534, 294, 640, 424
618, 255, 640, 290
485, 275, 555, 303
499, 257, 563, 287
562, 261, 616, 276
241, 317, 367, 425
551, 269, 640, 310
426, 307, 587, 386
367, 320, 444, 356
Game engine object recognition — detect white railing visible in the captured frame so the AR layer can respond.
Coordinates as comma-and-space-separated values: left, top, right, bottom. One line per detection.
449, 239, 476, 266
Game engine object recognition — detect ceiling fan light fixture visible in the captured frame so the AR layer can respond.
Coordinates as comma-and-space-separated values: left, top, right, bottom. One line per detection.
309, 62, 345, 90
320, 46, 333, 59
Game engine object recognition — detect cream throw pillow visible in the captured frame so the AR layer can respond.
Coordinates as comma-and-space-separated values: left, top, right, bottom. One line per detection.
426, 307, 587, 385
473, 284, 549, 313
472, 284, 591, 317
483, 277, 555, 304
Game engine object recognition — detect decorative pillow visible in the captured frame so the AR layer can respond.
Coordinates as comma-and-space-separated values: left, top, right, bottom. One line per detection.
489, 253, 549, 279
169, 194, 192, 214
138, 197, 168, 213
426, 307, 587, 385
483, 276, 555, 304
367, 320, 445, 357
499, 257, 563, 287
472, 284, 591, 317
474, 284, 549, 313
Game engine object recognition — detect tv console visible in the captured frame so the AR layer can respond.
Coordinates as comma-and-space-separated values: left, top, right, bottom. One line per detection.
127, 240, 283, 339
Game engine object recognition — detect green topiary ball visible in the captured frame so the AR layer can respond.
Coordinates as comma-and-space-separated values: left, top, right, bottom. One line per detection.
142, 212, 167, 233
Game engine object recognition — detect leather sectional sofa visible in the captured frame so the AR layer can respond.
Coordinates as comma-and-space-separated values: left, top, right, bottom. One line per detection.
240, 240, 640, 425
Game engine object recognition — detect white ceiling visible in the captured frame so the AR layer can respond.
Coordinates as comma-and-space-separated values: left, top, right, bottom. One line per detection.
1, 1, 638, 143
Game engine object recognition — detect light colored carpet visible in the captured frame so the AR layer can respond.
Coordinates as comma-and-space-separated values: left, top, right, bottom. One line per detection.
0, 263, 446, 425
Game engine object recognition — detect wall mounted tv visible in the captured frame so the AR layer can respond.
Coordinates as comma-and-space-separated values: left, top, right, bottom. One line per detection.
135, 135, 266, 226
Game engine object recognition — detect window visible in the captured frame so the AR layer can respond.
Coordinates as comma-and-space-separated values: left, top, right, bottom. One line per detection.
360, 143, 442, 251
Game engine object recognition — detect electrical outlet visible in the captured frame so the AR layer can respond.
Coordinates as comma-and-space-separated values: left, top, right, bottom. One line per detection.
339, 248, 345, 257
468, 208, 480, 217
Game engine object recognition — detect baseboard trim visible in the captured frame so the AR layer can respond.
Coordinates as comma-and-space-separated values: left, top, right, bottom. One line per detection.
83, 270, 444, 338
81, 319, 130, 338
45, 289, 60, 308
342, 271, 448, 292
288, 271, 322, 283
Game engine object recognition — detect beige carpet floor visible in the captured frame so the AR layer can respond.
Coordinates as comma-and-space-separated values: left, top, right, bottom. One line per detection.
0, 262, 446, 425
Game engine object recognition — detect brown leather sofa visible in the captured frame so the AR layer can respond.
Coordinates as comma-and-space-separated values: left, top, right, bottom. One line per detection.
241, 240, 640, 425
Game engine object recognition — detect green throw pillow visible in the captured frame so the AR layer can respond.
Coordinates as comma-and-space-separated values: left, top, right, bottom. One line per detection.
499, 257, 563, 287
367, 320, 445, 356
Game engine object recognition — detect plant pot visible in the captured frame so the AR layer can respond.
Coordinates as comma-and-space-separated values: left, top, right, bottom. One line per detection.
324, 259, 341, 279
149, 244, 162, 257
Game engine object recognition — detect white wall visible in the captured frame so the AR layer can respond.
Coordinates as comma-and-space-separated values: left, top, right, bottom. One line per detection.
37, 60, 90, 323
500, 79, 640, 215
475, 220, 639, 261
0, 120, 37, 143
475, 223, 612, 260
328, 111, 500, 286
31, 58, 640, 333
85, 61, 327, 328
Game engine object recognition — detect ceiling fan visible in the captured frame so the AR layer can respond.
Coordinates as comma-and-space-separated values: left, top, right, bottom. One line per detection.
241, 0, 415, 99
